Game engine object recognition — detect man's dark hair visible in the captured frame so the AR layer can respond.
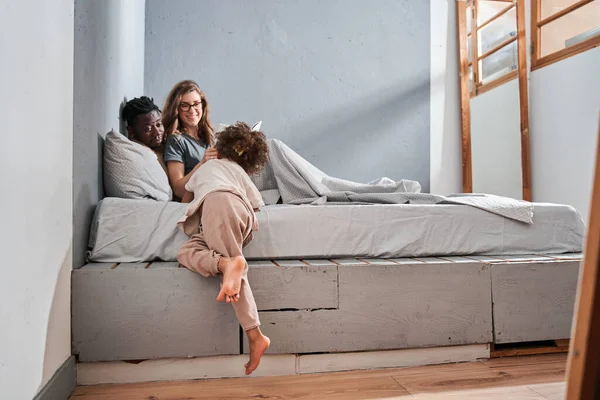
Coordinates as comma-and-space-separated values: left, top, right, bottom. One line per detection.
122, 96, 161, 126
215, 122, 268, 175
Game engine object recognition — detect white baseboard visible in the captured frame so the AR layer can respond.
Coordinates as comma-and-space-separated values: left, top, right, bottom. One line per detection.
77, 344, 490, 385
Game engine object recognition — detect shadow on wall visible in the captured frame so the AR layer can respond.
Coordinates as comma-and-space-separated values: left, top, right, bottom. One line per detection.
283, 76, 433, 186
72, 133, 104, 268
40, 242, 72, 393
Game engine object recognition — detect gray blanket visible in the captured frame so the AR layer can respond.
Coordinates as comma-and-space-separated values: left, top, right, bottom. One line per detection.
267, 139, 534, 224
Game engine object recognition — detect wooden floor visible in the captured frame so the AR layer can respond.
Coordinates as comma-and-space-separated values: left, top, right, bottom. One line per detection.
71, 353, 567, 399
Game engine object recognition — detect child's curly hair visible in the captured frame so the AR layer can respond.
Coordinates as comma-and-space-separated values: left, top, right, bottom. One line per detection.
215, 122, 268, 175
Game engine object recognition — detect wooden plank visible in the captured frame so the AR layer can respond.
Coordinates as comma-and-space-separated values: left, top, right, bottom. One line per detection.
358, 258, 397, 265
566, 120, 600, 400
499, 255, 554, 262
148, 262, 180, 270
79, 263, 117, 270
529, 382, 566, 400
476, 3, 515, 32
531, 0, 541, 66
303, 259, 336, 266
545, 253, 583, 261
296, 344, 489, 375
533, 34, 600, 71
516, 0, 532, 201
248, 264, 338, 310
117, 263, 149, 269
414, 257, 453, 264
471, 0, 480, 89
491, 343, 570, 358
247, 260, 277, 268
439, 256, 480, 263
466, 255, 504, 263
72, 353, 568, 399
247, 262, 492, 354
331, 258, 368, 266
491, 261, 580, 344
482, 353, 567, 368
74, 366, 410, 399
537, 0, 593, 28
476, 69, 518, 97
457, 0, 473, 193
389, 258, 424, 265
477, 35, 517, 61
273, 259, 306, 267
77, 354, 297, 385
391, 361, 524, 395
336, 263, 492, 350
72, 268, 239, 361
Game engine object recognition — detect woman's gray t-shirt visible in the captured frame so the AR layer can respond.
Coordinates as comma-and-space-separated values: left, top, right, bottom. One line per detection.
163, 133, 207, 175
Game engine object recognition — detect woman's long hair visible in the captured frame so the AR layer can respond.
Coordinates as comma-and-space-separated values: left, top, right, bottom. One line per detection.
162, 80, 214, 147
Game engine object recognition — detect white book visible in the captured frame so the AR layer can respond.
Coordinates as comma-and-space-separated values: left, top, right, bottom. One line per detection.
215, 120, 262, 133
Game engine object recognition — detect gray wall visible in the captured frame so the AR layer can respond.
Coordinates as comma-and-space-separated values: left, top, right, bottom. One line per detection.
145, 0, 430, 187
73, 0, 145, 267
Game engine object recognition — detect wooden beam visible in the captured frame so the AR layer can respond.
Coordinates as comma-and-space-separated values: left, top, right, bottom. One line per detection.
566, 118, 600, 399
531, 0, 541, 66
478, 35, 517, 61
475, 70, 518, 97
532, 34, 600, 71
537, 0, 593, 28
457, 0, 473, 193
476, 3, 515, 32
471, 1, 480, 94
516, 0, 531, 202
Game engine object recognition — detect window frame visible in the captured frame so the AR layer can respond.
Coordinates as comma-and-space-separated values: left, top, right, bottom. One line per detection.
465, 0, 520, 98
531, 0, 600, 70
457, 0, 532, 200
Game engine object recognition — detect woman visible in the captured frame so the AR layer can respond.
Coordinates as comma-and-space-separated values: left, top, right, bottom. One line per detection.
162, 80, 218, 199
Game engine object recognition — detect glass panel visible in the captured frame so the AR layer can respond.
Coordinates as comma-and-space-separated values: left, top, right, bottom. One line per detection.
541, 1, 600, 57
478, 7, 517, 55
481, 40, 518, 83
468, 36, 472, 62
469, 66, 474, 92
478, 1, 512, 24
541, 0, 580, 19
467, 6, 472, 35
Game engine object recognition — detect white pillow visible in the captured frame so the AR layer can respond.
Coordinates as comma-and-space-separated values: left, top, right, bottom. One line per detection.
103, 130, 172, 201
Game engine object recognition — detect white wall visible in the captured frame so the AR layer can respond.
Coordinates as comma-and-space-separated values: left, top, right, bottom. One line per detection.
430, 0, 462, 195
530, 47, 600, 222
73, 0, 146, 268
0, 1, 74, 399
471, 79, 523, 199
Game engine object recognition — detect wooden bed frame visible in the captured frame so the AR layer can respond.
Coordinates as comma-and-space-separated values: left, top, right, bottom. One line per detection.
72, 253, 581, 382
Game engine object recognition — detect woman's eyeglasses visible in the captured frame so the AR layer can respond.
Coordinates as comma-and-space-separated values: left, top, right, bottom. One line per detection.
179, 101, 202, 112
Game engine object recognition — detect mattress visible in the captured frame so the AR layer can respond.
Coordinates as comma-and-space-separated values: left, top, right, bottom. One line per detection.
86, 197, 585, 263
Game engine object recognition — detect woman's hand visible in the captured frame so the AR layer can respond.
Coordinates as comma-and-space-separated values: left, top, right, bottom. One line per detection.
202, 148, 218, 164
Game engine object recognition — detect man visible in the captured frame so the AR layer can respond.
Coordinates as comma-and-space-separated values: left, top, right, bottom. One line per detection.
121, 96, 167, 171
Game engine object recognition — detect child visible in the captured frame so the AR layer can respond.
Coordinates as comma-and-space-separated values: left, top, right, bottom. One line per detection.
176, 122, 270, 376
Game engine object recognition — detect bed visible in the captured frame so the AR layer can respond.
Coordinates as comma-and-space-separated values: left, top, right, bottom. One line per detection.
86, 197, 584, 263
73, 136, 585, 370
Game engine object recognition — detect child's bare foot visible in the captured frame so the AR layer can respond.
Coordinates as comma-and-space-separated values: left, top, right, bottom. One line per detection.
216, 256, 246, 302
245, 327, 270, 375
226, 294, 240, 303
